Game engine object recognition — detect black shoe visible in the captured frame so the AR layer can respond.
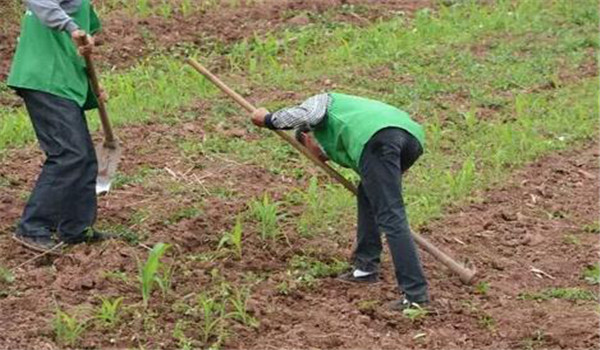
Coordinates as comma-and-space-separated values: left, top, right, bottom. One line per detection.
62, 230, 116, 244
388, 298, 430, 312
337, 270, 380, 284
12, 233, 61, 253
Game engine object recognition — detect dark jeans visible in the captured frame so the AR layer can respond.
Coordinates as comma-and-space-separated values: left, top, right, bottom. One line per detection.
17, 89, 98, 243
353, 127, 429, 303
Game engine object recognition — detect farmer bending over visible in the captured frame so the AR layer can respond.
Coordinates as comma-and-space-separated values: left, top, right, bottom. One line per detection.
7, 0, 112, 252
252, 93, 429, 310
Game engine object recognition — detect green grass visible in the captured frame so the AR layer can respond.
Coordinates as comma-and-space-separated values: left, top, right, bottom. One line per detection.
286, 255, 350, 289
52, 309, 87, 347
518, 287, 597, 302
583, 264, 600, 285
249, 193, 281, 240
96, 296, 124, 328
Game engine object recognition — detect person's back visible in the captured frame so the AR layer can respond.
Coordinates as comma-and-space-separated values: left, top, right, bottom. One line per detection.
313, 93, 425, 170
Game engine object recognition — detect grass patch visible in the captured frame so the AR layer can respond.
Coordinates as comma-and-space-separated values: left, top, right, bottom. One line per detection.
518, 287, 597, 301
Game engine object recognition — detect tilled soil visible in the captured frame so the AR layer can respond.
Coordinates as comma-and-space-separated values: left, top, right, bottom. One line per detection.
0, 114, 597, 348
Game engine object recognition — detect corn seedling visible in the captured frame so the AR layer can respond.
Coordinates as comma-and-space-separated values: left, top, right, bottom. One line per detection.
52, 309, 87, 346
156, 263, 175, 298
250, 193, 280, 240
96, 296, 124, 328
227, 287, 259, 328
196, 292, 227, 346
218, 217, 243, 259
138, 242, 171, 307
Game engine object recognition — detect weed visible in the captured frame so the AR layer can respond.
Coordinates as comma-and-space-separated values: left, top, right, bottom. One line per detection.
96, 296, 124, 328
249, 193, 280, 240
287, 255, 349, 289
475, 281, 490, 295
582, 221, 600, 234
52, 309, 87, 346
478, 313, 496, 331
563, 234, 581, 245
276, 280, 290, 295
403, 304, 428, 322
218, 217, 243, 260
138, 242, 171, 307
522, 329, 546, 350
0, 266, 14, 284
518, 287, 597, 301
357, 299, 379, 313
103, 270, 130, 284
173, 320, 193, 350
583, 264, 600, 285
165, 206, 202, 225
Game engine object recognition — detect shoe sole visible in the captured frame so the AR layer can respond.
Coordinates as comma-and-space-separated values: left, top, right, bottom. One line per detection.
11, 234, 63, 255
336, 276, 381, 285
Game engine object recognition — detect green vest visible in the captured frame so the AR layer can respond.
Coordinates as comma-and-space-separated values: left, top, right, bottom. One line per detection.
313, 93, 425, 171
7, 0, 101, 109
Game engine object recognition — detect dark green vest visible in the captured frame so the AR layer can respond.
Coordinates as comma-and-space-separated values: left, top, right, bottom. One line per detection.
313, 93, 425, 171
7, 0, 101, 109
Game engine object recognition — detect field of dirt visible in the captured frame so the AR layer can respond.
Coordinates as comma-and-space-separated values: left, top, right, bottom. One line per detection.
0, 0, 598, 349
0, 120, 598, 348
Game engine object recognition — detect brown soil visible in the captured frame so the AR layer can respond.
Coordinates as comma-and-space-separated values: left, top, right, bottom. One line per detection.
0, 108, 597, 348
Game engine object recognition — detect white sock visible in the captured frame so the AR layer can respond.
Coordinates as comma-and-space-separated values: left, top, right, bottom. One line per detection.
353, 269, 375, 278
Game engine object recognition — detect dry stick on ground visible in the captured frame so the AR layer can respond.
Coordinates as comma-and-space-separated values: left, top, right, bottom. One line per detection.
186, 58, 477, 285
12, 242, 66, 271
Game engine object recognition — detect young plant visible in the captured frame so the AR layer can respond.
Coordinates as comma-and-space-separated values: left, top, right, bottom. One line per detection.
138, 242, 171, 307
583, 264, 600, 285
250, 193, 280, 240
402, 304, 429, 322
52, 309, 87, 346
156, 263, 175, 298
197, 292, 227, 346
173, 320, 193, 350
227, 287, 259, 328
475, 281, 490, 295
218, 217, 243, 259
0, 265, 14, 284
96, 296, 124, 328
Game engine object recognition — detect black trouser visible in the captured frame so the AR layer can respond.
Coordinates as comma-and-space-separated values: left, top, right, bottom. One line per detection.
17, 89, 97, 243
353, 127, 429, 303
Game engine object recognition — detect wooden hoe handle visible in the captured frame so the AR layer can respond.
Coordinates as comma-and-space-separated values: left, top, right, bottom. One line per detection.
75, 35, 117, 148
186, 58, 477, 285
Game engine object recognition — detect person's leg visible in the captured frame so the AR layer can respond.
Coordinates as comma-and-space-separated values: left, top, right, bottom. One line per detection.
359, 128, 429, 303
352, 182, 382, 273
17, 89, 98, 244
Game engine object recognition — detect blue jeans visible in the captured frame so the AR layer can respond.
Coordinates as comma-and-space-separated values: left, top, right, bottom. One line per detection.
17, 89, 98, 243
353, 127, 429, 303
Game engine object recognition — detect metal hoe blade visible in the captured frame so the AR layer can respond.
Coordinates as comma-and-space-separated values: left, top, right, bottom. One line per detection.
95, 141, 122, 195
